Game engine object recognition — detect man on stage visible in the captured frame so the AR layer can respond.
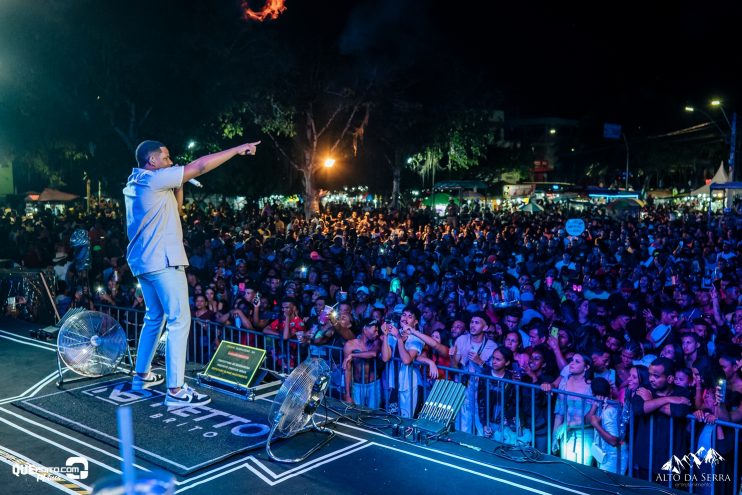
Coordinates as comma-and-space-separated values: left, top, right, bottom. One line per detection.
124, 139, 260, 407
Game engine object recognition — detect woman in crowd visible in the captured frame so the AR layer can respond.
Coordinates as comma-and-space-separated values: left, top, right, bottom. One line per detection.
658, 341, 684, 368
503, 330, 529, 375
204, 287, 221, 314
480, 346, 525, 442
522, 344, 559, 452
191, 294, 215, 361
550, 353, 595, 465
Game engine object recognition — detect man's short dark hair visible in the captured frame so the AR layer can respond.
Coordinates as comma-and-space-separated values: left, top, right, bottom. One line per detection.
135, 140, 165, 167
504, 307, 523, 319
605, 330, 625, 345
691, 318, 711, 334
403, 305, 421, 321
281, 297, 298, 307
363, 319, 381, 330
660, 302, 678, 314
469, 310, 491, 325
527, 321, 548, 340
650, 357, 676, 377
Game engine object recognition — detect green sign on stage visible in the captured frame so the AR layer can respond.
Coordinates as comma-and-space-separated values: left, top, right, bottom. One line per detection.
201, 341, 266, 390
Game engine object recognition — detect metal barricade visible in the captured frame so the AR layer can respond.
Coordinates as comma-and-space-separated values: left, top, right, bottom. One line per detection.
97, 304, 741, 494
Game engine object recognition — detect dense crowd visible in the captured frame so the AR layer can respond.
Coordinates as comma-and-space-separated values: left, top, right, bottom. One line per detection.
2, 196, 741, 488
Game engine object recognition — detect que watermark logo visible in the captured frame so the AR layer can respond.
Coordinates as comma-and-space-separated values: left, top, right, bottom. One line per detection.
656, 447, 730, 487
11, 456, 89, 481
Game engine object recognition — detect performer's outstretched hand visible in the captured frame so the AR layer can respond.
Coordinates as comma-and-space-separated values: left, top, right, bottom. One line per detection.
238, 141, 261, 156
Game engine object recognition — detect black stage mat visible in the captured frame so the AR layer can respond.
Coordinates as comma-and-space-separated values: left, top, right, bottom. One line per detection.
13, 377, 272, 475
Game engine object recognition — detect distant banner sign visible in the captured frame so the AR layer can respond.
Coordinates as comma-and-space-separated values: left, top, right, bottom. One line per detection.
603, 123, 622, 140
565, 218, 586, 237
503, 184, 535, 199
203, 341, 266, 389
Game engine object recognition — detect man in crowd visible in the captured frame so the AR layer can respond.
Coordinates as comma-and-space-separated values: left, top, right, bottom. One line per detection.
343, 319, 383, 408
452, 312, 497, 435
631, 357, 692, 483
381, 306, 424, 418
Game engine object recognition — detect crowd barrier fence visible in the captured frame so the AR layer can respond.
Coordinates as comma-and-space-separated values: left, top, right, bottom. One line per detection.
100, 304, 740, 494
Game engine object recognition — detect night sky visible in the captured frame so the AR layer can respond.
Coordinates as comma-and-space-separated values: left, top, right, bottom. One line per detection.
1, 1, 738, 123
0, 0, 740, 192
418, 1, 740, 130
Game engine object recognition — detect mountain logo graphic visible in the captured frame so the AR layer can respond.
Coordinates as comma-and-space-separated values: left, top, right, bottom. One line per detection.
661, 448, 725, 474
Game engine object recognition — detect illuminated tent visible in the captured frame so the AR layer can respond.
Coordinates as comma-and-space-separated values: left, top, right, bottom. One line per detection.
433, 180, 488, 192
433, 180, 489, 203
25, 188, 79, 202
607, 198, 645, 210
460, 190, 485, 201
519, 202, 544, 213
606, 198, 645, 217
422, 192, 458, 207
691, 162, 730, 196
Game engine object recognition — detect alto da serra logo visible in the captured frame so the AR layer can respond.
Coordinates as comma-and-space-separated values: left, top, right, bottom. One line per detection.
661, 447, 724, 474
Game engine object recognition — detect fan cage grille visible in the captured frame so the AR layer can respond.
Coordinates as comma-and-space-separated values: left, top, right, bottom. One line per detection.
57, 311, 128, 377
271, 358, 330, 436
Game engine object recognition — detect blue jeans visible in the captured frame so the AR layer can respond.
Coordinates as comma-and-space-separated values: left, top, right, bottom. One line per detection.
135, 266, 191, 389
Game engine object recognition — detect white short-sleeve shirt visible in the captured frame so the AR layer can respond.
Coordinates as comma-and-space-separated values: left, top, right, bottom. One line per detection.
123, 166, 188, 276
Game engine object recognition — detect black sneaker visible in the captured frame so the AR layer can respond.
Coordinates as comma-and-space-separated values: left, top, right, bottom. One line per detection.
164, 384, 211, 407
131, 372, 164, 391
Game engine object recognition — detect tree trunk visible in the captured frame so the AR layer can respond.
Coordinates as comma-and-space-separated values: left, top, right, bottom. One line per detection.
391, 149, 401, 209
302, 166, 319, 220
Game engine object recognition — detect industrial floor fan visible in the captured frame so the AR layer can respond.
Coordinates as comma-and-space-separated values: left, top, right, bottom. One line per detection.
265, 357, 335, 463
56, 310, 133, 387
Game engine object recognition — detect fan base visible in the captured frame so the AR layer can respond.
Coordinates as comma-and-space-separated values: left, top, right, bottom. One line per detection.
265, 416, 335, 464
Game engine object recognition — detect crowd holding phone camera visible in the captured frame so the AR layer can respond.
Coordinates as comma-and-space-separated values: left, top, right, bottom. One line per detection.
7, 192, 742, 487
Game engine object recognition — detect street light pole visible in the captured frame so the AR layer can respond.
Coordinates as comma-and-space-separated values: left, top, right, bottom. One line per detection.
711, 100, 731, 127
621, 132, 630, 191
686, 102, 737, 181
728, 112, 737, 181
709, 101, 737, 182
685, 106, 726, 136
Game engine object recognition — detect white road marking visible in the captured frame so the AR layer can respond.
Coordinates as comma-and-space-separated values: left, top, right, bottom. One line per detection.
0, 329, 57, 348
372, 442, 552, 494
0, 370, 60, 404
0, 333, 57, 352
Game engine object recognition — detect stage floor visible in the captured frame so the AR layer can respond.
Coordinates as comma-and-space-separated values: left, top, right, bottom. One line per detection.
0, 317, 684, 495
